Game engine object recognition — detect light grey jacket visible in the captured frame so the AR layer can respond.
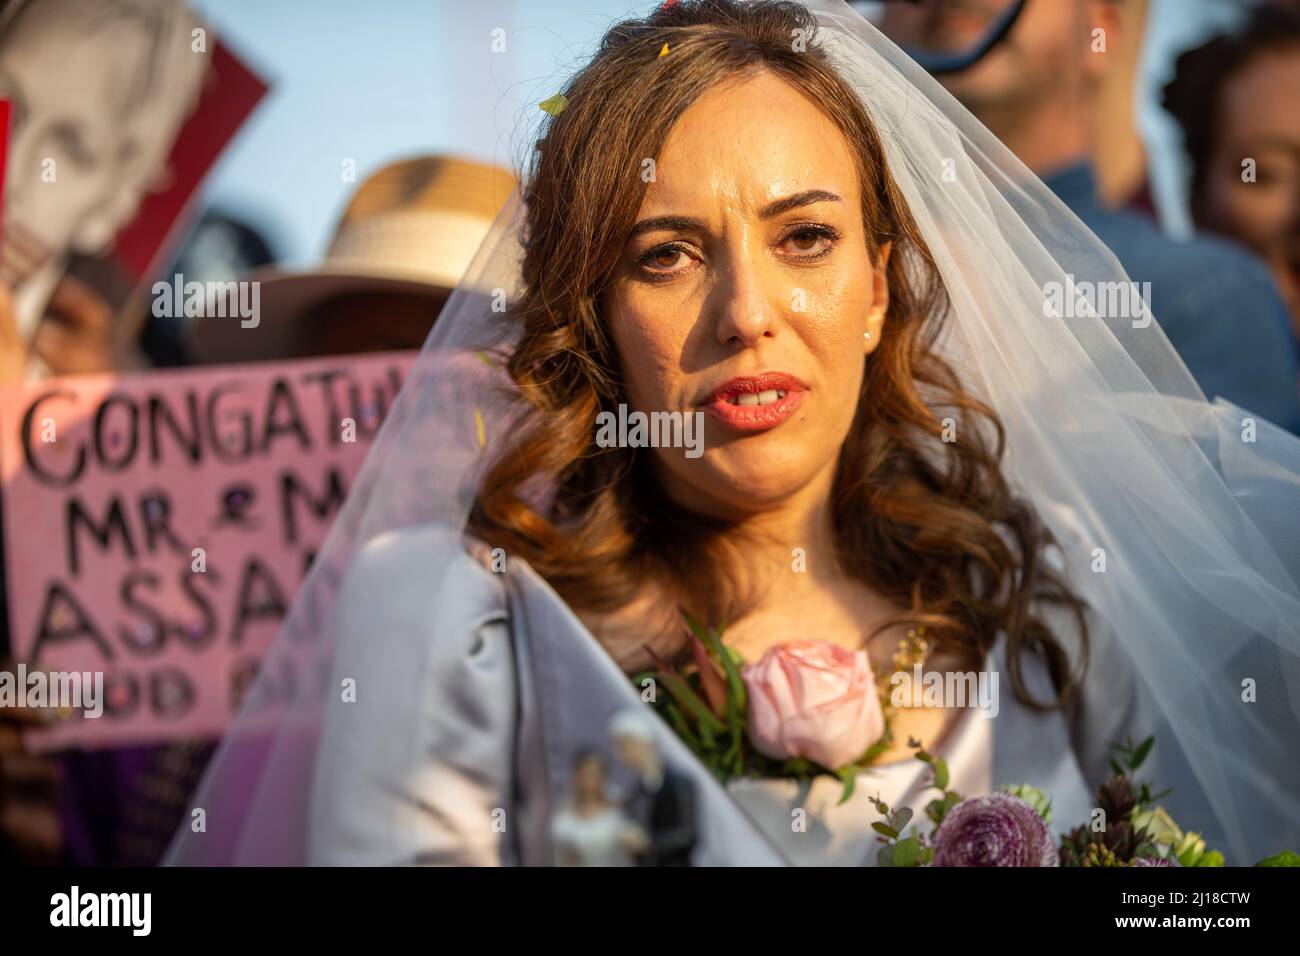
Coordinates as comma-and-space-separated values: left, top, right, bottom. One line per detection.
307, 525, 1143, 866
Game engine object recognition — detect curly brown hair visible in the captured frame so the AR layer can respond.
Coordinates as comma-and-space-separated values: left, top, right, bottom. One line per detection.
468, 0, 1088, 712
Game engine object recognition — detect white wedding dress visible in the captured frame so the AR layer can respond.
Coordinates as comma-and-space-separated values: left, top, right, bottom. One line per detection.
551, 802, 640, 866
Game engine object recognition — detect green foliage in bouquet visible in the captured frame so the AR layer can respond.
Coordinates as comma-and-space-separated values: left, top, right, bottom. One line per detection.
871, 734, 1299, 867
867, 737, 954, 867
629, 609, 892, 804
868, 795, 928, 867
1059, 736, 1222, 867
1002, 783, 1053, 825
1256, 851, 1300, 867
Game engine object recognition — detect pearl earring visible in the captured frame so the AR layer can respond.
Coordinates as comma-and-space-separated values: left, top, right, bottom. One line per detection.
863, 330, 873, 340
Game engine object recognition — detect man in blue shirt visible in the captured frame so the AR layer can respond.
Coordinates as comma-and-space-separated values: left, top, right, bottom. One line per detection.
881, 0, 1300, 433
1044, 162, 1300, 432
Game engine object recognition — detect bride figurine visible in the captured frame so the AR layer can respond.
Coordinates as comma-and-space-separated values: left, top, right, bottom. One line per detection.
167, 0, 1300, 867
550, 745, 647, 867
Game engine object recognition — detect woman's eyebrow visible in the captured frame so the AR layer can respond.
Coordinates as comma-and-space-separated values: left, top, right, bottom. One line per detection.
627, 214, 707, 240
758, 189, 842, 219
626, 190, 843, 240
1245, 136, 1300, 161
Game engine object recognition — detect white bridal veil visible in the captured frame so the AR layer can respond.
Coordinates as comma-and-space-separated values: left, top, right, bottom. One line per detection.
166, 0, 1300, 866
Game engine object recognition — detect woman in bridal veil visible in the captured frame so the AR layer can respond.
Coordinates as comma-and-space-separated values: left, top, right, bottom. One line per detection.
167, 0, 1300, 867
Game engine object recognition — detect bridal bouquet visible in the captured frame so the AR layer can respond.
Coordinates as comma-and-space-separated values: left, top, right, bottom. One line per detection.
631, 610, 896, 802
869, 736, 1300, 867
632, 612, 1299, 867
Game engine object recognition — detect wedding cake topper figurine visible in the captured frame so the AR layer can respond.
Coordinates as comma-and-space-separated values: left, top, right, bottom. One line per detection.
166, 0, 1300, 868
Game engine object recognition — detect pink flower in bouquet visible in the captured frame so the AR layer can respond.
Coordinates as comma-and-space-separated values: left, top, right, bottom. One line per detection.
741, 640, 884, 770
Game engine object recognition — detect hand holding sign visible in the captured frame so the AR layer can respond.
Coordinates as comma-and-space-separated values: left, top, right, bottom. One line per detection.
30, 275, 120, 377
0, 279, 22, 385
0, 659, 63, 865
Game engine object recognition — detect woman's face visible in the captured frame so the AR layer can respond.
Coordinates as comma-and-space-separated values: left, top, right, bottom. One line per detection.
1199, 50, 1300, 331
604, 71, 889, 520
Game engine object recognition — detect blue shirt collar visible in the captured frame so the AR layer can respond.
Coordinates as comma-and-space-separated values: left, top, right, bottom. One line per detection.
1042, 162, 1100, 210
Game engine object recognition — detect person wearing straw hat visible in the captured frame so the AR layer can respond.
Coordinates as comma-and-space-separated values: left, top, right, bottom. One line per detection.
188, 154, 516, 364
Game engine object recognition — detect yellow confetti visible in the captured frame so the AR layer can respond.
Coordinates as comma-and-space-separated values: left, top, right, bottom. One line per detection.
474, 349, 498, 369
538, 93, 568, 116
658, 43, 669, 58
474, 409, 487, 449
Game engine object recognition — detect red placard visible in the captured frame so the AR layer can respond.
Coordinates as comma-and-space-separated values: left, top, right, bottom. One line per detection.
108, 41, 268, 287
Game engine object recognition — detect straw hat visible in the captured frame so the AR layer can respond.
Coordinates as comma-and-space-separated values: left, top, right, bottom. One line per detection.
189, 154, 517, 363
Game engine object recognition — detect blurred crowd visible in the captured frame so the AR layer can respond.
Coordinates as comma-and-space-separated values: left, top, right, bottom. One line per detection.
1, 0, 1298, 866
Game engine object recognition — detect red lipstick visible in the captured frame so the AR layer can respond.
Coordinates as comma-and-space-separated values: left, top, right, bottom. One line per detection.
703, 372, 807, 433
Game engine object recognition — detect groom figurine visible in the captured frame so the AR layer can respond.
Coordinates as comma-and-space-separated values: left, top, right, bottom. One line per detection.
610, 710, 697, 866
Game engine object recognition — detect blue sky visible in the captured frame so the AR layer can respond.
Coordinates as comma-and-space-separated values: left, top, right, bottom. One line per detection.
189, 0, 661, 267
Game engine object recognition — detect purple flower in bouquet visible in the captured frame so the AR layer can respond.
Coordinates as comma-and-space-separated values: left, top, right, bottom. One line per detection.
1130, 856, 1176, 867
931, 793, 1057, 867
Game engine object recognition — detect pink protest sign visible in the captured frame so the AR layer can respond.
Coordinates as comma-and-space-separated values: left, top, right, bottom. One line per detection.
0, 350, 417, 751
